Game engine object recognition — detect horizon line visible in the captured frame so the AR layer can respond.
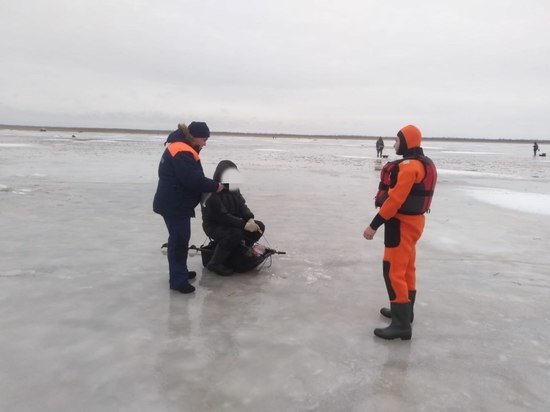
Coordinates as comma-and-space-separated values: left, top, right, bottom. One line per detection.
0, 123, 548, 143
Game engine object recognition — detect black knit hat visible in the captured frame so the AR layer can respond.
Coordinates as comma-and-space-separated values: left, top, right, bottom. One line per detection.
188, 121, 210, 138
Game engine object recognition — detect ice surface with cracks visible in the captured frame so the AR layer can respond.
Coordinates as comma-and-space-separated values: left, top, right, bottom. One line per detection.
1, 129, 550, 411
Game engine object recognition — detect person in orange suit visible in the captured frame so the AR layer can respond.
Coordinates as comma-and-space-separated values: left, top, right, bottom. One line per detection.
363, 125, 437, 340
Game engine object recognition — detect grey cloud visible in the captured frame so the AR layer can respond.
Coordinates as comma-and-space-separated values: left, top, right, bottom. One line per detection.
1, 0, 549, 138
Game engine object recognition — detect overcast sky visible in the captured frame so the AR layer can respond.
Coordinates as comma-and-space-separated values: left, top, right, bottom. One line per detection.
1, 0, 549, 138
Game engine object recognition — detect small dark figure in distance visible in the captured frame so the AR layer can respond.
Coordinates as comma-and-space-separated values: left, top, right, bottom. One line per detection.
376, 137, 385, 158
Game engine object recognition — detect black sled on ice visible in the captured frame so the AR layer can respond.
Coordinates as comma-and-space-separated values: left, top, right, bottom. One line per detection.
161, 240, 285, 273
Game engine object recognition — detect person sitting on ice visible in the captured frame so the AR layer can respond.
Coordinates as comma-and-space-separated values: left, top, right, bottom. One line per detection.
201, 160, 265, 276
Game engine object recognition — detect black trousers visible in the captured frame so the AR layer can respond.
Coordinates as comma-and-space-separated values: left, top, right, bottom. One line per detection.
207, 220, 265, 251
162, 215, 191, 288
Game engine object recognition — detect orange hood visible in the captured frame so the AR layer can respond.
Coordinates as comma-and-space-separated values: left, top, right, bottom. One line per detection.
397, 125, 422, 155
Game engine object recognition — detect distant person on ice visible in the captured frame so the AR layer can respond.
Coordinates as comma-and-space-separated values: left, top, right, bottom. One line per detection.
153, 122, 224, 294
376, 137, 384, 158
533, 141, 539, 156
363, 125, 437, 340
201, 160, 265, 276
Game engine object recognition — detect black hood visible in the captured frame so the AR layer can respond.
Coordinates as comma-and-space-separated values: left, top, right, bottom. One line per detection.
213, 160, 238, 182
165, 128, 189, 145
396, 131, 408, 155
402, 147, 425, 158
164, 128, 202, 152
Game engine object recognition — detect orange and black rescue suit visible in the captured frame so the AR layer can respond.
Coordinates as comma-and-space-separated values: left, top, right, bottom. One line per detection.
370, 150, 437, 303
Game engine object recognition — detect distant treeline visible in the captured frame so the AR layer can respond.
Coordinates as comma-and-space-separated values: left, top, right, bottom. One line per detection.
1, 124, 548, 143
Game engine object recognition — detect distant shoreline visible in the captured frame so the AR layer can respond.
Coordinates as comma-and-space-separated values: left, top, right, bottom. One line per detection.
1, 124, 548, 144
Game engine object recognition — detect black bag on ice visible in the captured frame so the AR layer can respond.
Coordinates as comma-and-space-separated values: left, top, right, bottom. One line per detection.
198, 240, 278, 273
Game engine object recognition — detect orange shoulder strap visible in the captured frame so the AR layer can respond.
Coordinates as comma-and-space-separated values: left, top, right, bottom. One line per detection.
167, 142, 200, 161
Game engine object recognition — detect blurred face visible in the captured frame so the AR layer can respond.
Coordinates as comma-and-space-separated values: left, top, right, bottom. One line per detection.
393, 137, 400, 153
220, 167, 243, 191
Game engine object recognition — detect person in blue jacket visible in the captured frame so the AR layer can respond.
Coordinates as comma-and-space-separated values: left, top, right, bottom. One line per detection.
153, 122, 224, 294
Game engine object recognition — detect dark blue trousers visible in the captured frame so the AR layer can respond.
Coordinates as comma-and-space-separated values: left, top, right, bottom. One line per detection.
162, 216, 191, 289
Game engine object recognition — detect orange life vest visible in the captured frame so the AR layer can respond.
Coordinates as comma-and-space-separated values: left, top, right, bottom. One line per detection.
375, 156, 437, 214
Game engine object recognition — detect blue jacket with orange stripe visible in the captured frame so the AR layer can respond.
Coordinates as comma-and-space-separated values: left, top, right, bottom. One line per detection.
153, 129, 219, 217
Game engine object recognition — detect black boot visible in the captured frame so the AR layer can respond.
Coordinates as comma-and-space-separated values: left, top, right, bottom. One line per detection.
171, 282, 195, 294
380, 290, 416, 322
374, 303, 412, 340
206, 246, 234, 276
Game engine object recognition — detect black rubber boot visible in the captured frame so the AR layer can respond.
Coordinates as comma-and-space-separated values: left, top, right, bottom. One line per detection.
206, 246, 234, 276
374, 303, 412, 340
188, 271, 197, 280
380, 290, 416, 322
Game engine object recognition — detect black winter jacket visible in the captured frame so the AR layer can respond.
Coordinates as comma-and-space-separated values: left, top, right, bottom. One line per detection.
153, 129, 218, 217
201, 160, 254, 233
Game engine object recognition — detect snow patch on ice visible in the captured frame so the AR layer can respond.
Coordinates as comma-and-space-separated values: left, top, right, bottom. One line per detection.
463, 187, 550, 216
79, 139, 118, 144
428, 235, 461, 250
338, 155, 371, 159
438, 168, 519, 179
303, 264, 332, 284
440, 150, 505, 155
465, 319, 481, 326
340, 143, 364, 147
254, 148, 288, 152
0, 184, 30, 194
0, 143, 34, 148
4, 187, 33, 195
1, 269, 37, 277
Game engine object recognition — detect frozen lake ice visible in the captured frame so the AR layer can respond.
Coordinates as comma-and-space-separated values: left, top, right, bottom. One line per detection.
1, 129, 550, 411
